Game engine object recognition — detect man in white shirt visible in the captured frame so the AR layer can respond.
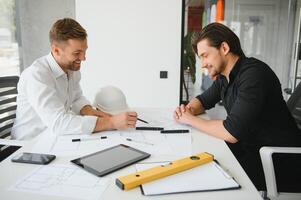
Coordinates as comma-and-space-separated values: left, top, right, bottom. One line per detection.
12, 18, 137, 140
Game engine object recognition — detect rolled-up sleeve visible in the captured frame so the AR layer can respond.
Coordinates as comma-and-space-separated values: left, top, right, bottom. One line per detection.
25, 69, 97, 135
223, 68, 266, 141
196, 80, 221, 110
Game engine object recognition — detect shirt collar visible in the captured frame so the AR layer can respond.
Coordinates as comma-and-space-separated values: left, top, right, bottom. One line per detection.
46, 52, 66, 78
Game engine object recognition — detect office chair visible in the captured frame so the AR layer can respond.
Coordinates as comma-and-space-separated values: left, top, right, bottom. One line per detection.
260, 82, 301, 200
287, 81, 301, 130
0, 76, 21, 162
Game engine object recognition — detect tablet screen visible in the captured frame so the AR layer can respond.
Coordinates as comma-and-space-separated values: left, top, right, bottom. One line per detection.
71, 144, 150, 177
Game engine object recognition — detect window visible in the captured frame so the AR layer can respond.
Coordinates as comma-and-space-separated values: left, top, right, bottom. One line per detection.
0, 0, 20, 77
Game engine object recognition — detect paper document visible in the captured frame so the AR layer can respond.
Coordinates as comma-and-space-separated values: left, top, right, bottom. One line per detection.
9, 164, 110, 200
136, 161, 240, 196
136, 108, 191, 130
31, 132, 123, 157
32, 129, 192, 157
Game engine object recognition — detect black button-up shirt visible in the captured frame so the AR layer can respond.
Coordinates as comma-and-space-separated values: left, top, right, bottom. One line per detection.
197, 55, 301, 154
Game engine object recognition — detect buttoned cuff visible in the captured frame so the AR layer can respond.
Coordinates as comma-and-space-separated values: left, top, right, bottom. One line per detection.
81, 115, 98, 134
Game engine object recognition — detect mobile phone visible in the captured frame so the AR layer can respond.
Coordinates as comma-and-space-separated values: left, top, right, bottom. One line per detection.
11, 152, 56, 165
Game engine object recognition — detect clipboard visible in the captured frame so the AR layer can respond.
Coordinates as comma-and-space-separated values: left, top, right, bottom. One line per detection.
116, 152, 214, 190
136, 160, 240, 196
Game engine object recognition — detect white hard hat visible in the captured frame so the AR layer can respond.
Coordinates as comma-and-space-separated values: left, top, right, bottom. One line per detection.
93, 85, 129, 115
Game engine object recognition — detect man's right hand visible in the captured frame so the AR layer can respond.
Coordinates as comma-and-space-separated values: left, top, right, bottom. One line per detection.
111, 112, 137, 129
93, 111, 137, 132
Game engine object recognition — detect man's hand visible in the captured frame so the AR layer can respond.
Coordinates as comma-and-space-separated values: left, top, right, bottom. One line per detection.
111, 112, 137, 129
93, 111, 137, 132
173, 104, 194, 125
80, 105, 112, 117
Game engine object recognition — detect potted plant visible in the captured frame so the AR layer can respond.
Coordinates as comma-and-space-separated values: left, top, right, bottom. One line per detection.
182, 32, 196, 102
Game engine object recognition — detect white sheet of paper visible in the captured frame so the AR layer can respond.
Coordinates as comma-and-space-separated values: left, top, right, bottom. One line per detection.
0, 138, 27, 146
8, 164, 110, 200
31, 108, 192, 157
31, 131, 125, 157
32, 129, 192, 157
136, 161, 240, 196
165, 133, 192, 157
136, 108, 191, 130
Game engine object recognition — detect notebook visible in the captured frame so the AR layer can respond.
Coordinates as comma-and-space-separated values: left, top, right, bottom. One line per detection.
135, 160, 240, 196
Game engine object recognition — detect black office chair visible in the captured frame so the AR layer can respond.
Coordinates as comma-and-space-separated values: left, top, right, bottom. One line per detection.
260, 82, 301, 200
287, 82, 301, 130
0, 76, 21, 162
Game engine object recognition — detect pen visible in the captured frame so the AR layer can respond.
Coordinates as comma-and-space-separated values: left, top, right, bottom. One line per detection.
137, 118, 149, 124
126, 138, 154, 146
136, 126, 164, 131
72, 137, 103, 142
160, 129, 190, 134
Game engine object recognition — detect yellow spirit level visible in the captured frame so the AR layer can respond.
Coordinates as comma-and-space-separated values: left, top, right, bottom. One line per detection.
116, 152, 214, 190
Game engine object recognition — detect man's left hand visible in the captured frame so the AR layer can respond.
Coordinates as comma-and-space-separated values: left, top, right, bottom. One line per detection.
173, 104, 194, 125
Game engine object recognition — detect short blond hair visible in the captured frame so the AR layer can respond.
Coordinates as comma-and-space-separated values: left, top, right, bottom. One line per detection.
49, 18, 87, 44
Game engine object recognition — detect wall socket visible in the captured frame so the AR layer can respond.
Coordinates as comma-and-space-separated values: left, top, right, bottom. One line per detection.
160, 71, 168, 79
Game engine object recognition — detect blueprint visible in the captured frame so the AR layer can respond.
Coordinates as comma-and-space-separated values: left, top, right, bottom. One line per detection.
9, 164, 110, 200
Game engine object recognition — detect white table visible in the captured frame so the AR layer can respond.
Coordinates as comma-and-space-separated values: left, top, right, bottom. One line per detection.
0, 110, 263, 200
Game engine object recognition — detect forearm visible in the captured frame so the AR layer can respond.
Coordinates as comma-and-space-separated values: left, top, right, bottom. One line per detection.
93, 117, 114, 132
189, 117, 237, 143
187, 98, 205, 115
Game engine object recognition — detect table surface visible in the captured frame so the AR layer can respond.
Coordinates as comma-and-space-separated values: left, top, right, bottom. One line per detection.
0, 111, 263, 200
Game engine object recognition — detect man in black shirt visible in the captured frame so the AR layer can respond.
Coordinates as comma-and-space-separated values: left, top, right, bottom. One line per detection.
174, 23, 301, 190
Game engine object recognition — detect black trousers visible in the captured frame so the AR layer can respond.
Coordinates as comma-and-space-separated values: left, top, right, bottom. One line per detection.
226, 142, 266, 191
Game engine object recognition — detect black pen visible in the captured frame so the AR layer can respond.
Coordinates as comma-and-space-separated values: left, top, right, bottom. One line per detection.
72, 136, 107, 142
160, 129, 190, 134
137, 118, 148, 124
136, 126, 164, 131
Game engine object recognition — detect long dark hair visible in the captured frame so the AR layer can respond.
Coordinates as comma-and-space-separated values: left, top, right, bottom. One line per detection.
191, 23, 244, 57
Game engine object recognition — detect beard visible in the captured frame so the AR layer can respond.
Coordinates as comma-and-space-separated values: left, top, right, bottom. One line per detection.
67, 60, 81, 71
206, 66, 219, 80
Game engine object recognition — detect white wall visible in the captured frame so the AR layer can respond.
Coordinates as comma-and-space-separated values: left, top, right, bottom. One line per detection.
76, 0, 183, 108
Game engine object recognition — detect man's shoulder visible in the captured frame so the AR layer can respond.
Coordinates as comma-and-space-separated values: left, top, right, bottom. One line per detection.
238, 57, 280, 86
240, 57, 274, 76
242, 57, 268, 68
20, 55, 53, 83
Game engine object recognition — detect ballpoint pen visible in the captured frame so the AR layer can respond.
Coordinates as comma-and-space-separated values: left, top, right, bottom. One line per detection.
126, 138, 154, 146
137, 118, 149, 124
72, 136, 107, 142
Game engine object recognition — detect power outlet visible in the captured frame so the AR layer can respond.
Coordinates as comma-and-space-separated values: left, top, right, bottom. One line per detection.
160, 71, 168, 79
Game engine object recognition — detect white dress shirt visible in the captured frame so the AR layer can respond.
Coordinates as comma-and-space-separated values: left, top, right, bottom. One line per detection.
11, 53, 97, 140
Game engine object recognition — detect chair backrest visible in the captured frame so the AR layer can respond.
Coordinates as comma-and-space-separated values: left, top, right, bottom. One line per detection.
0, 76, 19, 139
287, 82, 301, 130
